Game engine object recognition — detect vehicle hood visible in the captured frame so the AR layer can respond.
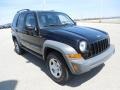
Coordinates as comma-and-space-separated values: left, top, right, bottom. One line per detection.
47, 26, 108, 42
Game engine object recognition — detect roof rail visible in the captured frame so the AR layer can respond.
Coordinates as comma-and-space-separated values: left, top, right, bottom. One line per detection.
50, 10, 55, 11
17, 9, 30, 13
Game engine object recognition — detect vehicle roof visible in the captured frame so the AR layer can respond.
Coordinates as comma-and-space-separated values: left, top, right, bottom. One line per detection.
17, 9, 62, 14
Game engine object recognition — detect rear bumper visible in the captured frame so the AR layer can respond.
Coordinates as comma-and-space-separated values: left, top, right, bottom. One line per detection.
70, 44, 115, 75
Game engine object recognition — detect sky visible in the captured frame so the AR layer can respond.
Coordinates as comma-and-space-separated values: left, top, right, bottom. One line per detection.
0, 0, 120, 24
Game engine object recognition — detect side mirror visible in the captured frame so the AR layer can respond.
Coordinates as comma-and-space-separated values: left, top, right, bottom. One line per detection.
25, 23, 35, 30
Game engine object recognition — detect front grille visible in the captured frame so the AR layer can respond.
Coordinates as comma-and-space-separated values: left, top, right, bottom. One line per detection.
85, 38, 110, 59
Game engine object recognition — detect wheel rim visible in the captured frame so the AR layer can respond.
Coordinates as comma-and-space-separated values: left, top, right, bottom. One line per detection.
49, 58, 62, 78
14, 41, 20, 52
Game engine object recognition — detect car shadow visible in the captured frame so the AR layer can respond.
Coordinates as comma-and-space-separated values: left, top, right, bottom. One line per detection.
0, 80, 17, 90
22, 52, 48, 74
22, 52, 104, 87
66, 64, 104, 87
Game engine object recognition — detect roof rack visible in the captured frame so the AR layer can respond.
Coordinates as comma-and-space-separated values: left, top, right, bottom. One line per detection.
17, 9, 30, 13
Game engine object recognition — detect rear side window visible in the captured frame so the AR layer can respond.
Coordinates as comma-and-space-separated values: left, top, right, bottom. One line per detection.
17, 13, 26, 30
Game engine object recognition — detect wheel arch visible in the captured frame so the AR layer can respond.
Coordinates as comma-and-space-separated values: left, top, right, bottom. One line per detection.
12, 36, 17, 41
43, 40, 78, 73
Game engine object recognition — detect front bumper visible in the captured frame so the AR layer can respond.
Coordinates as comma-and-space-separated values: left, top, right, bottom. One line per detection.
69, 44, 115, 75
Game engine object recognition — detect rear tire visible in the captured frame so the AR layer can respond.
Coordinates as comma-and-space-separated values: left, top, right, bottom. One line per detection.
14, 40, 24, 55
46, 51, 70, 84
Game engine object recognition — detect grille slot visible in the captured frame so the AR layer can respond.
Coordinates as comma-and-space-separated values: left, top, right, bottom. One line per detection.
85, 38, 110, 59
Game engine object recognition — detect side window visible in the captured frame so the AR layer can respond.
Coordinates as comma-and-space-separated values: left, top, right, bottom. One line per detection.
38, 13, 59, 27
47, 14, 58, 25
25, 13, 36, 28
39, 15, 47, 27
17, 13, 26, 30
12, 14, 19, 28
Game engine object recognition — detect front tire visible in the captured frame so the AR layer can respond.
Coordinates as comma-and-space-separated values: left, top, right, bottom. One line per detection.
46, 52, 69, 84
14, 40, 24, 55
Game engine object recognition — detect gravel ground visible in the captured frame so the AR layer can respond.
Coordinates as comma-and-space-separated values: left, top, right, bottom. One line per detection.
0, 23, 120, 90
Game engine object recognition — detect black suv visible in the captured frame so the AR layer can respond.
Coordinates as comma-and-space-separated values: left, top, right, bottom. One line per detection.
11, 9, 115, 84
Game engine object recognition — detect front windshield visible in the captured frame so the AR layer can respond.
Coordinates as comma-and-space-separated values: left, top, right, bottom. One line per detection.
38, 12, 75, 27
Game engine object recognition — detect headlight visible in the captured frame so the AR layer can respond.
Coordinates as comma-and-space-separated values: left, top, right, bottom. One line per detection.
79, 41, 87, 52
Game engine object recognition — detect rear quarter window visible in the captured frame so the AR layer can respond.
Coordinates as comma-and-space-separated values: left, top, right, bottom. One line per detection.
12, 14, 19, 29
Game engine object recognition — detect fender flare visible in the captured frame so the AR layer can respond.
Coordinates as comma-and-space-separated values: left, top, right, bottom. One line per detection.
42, 40, 78, 73
43, 40, 78, 56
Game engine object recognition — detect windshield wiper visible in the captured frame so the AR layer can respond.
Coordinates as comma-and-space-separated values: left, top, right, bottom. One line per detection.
62, 23, 74, 26
49, 24, 62, 26
43, 24, 60, 27
43, 23, 73, 27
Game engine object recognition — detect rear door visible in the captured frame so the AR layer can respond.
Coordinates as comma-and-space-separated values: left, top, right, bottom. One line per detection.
21, 12, 42, 54
15, 12, 26, 45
